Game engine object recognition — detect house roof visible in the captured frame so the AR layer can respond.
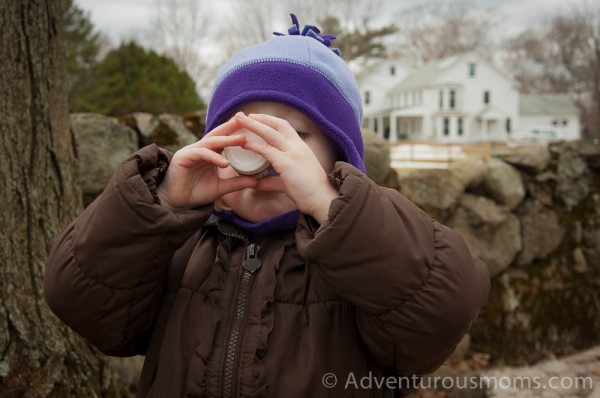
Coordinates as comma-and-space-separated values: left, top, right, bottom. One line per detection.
520, 94, 579, 115
387, 52, 515, 93
390, 57, 458, 91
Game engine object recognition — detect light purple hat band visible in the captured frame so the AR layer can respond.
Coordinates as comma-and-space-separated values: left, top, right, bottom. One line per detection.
206, 62, 366, 173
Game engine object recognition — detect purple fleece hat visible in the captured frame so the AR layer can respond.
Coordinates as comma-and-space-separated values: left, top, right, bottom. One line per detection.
206, 14, 365, 173
207, 14, 365, 233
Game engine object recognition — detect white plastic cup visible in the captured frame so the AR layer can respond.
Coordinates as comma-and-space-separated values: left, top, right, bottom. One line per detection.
223, 129, 273, 177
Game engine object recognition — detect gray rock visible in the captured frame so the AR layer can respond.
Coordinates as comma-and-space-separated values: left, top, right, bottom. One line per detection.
555, 146, 589, 211
119, 112, 160, 139
515, 200, 564, 265
572, 247, 589, 273
483, 158, 526, 210
182, 110, 207, 138
535, 171, 558, 183
145, 114, 198, 153
362, 129, 398, 188
577, 140, 600, 169
493, 144, 551, 172
448, 157, 488, 188
70, 113, 139, 199
526, 180, 554, 207
398, 169, 464, 220
448, 194, 521, 276
457, 193, 510, 225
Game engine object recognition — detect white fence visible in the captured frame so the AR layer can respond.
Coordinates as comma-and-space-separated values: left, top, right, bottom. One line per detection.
390, 141, 502, 170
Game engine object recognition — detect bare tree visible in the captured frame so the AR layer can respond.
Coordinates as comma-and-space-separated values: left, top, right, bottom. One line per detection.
219, 0, 285, 56
502, 2, 600, 139
0, 0, 135, 395
146, 0, 215, 96
221, 0, 395, 63
389, 0, 500, 66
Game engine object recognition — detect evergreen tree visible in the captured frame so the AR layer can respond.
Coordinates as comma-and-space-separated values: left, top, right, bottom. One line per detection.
62, 0, 102, 92
70, 41, 203, 116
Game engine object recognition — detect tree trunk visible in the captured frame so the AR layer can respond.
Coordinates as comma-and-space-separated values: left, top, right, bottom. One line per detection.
0, 1, 134, 396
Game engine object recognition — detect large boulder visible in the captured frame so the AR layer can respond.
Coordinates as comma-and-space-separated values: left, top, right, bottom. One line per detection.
554, 145, 590, 211
482, 158, 525, 210
143, 114, 198, 153
516, 200, 565, 265
70, 113, 139, 204
119, 112, 159, 141
448, 157, 488, 189
182, 110, 207, 138
492, 144, 550, 173
398, 169, 464, 220
447, 193, 521, 276
362, 129, 399, 189
515, 199, 564, 265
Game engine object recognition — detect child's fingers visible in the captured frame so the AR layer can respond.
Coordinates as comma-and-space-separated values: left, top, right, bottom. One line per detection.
246, 113, 300, 140
198, 134, 246, 151
187, 116, 244, 149
241, 140, 282, 165
175, 147, 230, 169
234, 112, 288, 149
217, 176, 258, 196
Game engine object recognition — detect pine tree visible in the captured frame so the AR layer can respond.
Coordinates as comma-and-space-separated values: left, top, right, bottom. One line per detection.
70, 41, 203, 116
62, 0, 102, 93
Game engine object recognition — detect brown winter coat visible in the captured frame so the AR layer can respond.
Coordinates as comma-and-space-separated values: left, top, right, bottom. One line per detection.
44, 144, 490, 397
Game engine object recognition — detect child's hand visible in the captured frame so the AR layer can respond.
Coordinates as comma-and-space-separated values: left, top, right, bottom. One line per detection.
156, 117, 258, 210
234, 112, 338, 224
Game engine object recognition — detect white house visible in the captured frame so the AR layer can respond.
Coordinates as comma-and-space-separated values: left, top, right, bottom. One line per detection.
358, 53, 579, 143
517, 94, 580, 141
356, 59, 410, 120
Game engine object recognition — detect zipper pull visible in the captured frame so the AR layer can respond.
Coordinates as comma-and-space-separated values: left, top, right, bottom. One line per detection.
242, 243, 262, 273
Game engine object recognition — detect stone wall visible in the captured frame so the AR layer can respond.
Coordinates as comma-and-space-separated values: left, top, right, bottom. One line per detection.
70, 114, 600, 366
396, 141, 600, 366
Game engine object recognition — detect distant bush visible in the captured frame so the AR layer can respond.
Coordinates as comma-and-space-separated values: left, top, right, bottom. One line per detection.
69, 40, 203, 116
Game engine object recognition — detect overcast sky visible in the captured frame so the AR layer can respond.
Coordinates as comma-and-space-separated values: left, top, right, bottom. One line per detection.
77, 0, 585, 46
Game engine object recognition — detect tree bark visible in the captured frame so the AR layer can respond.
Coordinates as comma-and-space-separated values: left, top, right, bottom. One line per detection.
0, 1, 134, 396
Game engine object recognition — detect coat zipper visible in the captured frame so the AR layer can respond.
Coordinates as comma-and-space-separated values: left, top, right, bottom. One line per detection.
217, 223, 269, 398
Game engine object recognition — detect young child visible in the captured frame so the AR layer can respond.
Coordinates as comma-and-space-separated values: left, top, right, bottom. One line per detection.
45, 14, 490, 397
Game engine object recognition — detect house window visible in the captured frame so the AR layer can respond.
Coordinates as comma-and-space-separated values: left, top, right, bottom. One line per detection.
390, 66, 396, 76
365, 91, 370, 105
506, 118, 512, 133
483, 90, 490, 105
469, 63, 476, 77
439, 90, 444, 109
552, 120, 558, 126
443, 118, 450, 136
563, 119, 568, 126
458, 118, 463, 136
449, 90, 456, 109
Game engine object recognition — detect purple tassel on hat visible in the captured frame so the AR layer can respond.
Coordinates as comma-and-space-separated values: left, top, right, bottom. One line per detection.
273, 13, 341, 57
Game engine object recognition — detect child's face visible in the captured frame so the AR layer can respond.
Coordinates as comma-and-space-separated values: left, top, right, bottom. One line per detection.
218, 102, 337, 223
